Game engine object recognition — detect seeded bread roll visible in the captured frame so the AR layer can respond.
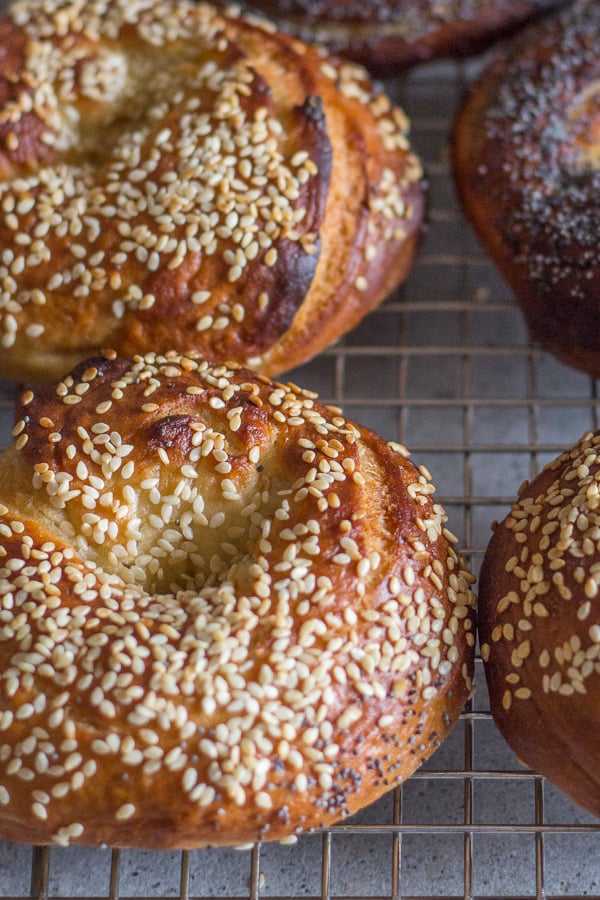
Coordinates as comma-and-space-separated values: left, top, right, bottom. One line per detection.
0, 0, 424, 384
215, 0, 567, 72
453, 0, 600, 377
0, 350, 476, 849
479, 430, 600, 817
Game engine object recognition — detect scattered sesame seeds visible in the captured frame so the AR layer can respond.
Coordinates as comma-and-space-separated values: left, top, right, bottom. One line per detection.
0, 368, 469, 843
0, 0, 422, 382
479, 428, 600, 802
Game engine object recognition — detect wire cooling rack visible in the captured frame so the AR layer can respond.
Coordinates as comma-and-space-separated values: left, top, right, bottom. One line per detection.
1, 51, 600, 900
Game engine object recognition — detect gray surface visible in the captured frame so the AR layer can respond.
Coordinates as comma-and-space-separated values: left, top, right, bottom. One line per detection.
0, 48, 600, 900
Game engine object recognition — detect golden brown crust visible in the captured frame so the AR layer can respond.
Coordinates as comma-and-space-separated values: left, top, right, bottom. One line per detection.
0, 0, 424, 384
0, 350, 475, 849
218, 0, 567, 72
479, 430, 600, 817
452, 0, 600, 377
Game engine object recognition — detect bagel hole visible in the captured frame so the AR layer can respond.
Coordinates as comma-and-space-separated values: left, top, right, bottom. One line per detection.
88, 486, 266, 598
51, 43, 216, 168
85, 446, 276, 599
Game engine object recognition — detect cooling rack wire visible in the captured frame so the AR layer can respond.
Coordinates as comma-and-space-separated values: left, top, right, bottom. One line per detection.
0, 50, 600, 900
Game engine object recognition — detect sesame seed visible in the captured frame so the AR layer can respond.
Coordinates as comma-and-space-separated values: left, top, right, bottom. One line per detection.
115, 802, 136, 821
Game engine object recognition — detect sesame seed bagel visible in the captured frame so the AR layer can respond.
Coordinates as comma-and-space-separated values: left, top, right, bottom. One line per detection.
453, 0, 600, 377
215, 0, 567, 73
0, 350, 475, 849
479, 430, 600, 817
0, 0, 424, 384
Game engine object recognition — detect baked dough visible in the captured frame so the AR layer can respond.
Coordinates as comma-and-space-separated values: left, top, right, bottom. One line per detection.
453, 0, 600, 376
0, 351, 476, 848
479, 429, 600, 817
217, 0, 568, 72
0, 0, 424, 382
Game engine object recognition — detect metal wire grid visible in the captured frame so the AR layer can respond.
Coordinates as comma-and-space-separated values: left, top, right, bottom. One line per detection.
0, 55, 600, 900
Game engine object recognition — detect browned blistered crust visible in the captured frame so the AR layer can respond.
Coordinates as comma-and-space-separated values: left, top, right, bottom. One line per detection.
0, 0, 424, 383
0, 350, 475, 849
218, 0, 567, 72
453, 0, 600, 377
479, 429, 600, 817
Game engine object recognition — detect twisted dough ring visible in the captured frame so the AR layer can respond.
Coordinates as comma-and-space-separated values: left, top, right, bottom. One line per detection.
0, 0, 423, 382
479, 429, 600, 817
0, 351, 475, 848
453, 0, 600, 376
217, 0, 567, 72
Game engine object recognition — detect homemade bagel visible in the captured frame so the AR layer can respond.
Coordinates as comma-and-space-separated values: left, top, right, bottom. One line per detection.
479, 429, 600, 817
215, 0, 568, 72
0, 350, 475, 849
0, 0, 424, 383
453, 0, 600, 376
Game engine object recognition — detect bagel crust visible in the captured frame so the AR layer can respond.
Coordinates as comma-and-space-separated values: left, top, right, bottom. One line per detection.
217, 0, 567, 72
0, 0, 423, 383
453, 0, 600, 376
479, 430, 600, 817
0, 351, 475, 849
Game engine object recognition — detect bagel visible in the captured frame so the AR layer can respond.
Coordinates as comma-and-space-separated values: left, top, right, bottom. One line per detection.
0, 350, 475, 849
453, 0, 600, 377
0, 0, 424, 383
479, 429, 600, 817
214, 0, 568, 72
